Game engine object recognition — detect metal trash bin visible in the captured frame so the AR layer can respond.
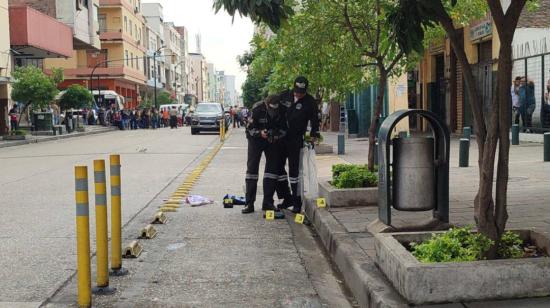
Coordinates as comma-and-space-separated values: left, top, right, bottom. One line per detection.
392, 137, 435, 211
33, 112, 53, 131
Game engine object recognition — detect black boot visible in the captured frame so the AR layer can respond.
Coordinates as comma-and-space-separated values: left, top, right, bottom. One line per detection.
277, 199, 292, 211
261, 203, 277, 211
242, 204, 254, 214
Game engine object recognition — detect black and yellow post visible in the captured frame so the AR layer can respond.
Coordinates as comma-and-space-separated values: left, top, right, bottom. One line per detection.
220, 118, 225, 142
109, 155, 128, 276
92, 160, 116, 295
75, 166, 91, 308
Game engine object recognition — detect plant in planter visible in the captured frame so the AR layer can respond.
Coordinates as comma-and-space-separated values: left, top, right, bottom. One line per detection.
318, 164, 379, 207
331, 163, 377, 188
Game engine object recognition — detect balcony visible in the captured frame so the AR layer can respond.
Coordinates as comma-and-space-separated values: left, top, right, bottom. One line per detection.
9, 6, 73, 58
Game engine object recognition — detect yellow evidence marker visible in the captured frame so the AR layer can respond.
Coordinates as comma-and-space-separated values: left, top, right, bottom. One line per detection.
265, 210, 275, 221
295, 214, 305, 224
316, 198, 326, 208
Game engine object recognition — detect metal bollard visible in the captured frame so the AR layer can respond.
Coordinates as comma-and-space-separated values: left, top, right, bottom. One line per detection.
109, 155, 128, 276
544, 132, 550, 162
92, 160, 115, 295
463, 126, 471, 140
337, 133, 345, 155
220, 118, 225, 141
511, 124, 519, 145
374, 142, 379, 165
459, 138, 469, 167
74, 166, 91, 308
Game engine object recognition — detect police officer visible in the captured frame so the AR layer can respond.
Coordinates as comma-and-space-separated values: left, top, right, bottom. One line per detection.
242, 95, 288, 214
277, 76, 320, 213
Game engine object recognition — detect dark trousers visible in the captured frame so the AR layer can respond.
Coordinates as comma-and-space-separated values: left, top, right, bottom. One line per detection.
262, 141, 285, 208
245, 138, 268, 207
276, 138, 302, 209
10, 120, 17, 131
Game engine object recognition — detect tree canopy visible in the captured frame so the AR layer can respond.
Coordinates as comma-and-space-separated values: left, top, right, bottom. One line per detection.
59, 84, 93, 111
11, 66, 62, 110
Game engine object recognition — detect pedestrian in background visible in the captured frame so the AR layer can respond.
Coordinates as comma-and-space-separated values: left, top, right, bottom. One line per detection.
169, 106, 178, 129
525, 79, 536, 131
9, 105, 18, 132
511, 76, 521, 125
162, 108, 169, 127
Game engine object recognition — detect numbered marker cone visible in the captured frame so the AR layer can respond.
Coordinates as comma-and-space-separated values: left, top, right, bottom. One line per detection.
316, 198, 326, 208
295, 214, 305, 224
265, 210, 275, 221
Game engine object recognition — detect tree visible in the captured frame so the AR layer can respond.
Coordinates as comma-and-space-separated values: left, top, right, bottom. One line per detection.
59, 84, 93, 111
157, 92, 173, 106
213, 0, 294, 29
391, 0, 532, 257
11, 66, 62, 124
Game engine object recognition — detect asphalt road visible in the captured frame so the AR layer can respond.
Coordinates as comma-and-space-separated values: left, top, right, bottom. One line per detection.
0, 127, 219, 306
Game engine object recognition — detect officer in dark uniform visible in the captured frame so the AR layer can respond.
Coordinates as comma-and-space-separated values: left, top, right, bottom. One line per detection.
277, 76, 320, 213
242, 95, 288, 214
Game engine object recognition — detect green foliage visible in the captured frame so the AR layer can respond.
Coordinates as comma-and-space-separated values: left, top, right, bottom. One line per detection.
411, 226, 494, 263
11, 66, 61, 110
156, 92, 173, 106
59, 84, 92, 111
331, 164, 378, 189
213, 0, 294, 29
497, 231, 524, 259
13, 129, 28, 136
139, 99, 153, 109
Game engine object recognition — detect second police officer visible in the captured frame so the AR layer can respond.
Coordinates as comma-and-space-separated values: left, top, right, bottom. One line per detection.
277, 76, 320, 214
242, 94, 288, 215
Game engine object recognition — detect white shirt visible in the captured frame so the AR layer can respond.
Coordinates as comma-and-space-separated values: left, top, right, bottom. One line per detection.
511, 85, 520, 108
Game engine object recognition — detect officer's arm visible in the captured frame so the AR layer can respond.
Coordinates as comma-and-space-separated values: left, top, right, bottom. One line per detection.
246, 108, 262, 138
308, 99, 320, 138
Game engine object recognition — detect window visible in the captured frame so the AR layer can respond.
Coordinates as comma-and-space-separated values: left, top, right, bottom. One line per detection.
134, 25, 137, 40
125, 50, 129, 65
124, 16, 128, 32
136, 54, 139, 70
129, 20, 133, 36
130, 52, 134, 67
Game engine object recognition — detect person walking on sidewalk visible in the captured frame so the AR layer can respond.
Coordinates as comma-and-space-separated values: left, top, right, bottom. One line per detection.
9, 105, 18, 132
242, 95, 288, 215
276, 76, 320, 214
169, 106, 178, 129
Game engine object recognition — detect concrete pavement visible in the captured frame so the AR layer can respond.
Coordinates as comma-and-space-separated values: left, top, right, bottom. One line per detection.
0, 127, 219, 306
44, 128, 354, 307
309, 131, 550, 307
0, 125, 117, 148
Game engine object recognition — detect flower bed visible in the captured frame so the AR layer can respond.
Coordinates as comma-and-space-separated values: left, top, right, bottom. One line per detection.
318, 164, 378, 208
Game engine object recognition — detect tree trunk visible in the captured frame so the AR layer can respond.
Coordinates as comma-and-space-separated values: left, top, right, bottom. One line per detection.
367, 67, 387, 171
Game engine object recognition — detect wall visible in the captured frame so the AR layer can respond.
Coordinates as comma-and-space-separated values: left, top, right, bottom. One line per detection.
0, 0, 11, 134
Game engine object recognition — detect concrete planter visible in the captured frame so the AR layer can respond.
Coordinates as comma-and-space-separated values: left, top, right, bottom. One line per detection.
375, 230, 550, 305
318, 179, 377, 207
2, 134, 26, 141
315, 143, 333, 154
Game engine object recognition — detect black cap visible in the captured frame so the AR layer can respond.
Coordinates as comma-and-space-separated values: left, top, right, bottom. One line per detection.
294, 76, 308, 94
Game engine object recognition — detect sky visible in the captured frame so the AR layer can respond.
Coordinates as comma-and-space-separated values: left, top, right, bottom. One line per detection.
142, 0, 254, 93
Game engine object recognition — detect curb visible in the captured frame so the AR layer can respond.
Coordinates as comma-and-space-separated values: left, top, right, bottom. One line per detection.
304, 199, 408, 308
0, 127, 118, 149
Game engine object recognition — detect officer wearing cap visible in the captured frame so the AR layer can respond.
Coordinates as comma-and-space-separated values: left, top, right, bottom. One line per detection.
242, 94, 288, 214
277, 76, 320, 213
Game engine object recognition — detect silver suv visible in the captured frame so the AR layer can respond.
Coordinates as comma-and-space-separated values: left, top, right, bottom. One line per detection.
190, 103, 229, 135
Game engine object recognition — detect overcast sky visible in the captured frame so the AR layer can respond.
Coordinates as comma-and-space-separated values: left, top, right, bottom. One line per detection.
142, 0, 254, 93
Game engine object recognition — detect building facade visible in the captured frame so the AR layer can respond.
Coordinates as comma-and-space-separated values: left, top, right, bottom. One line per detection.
141, 2, 166, 105
174, 26, 190, 98
223, 74, 236, 106
0, 0, 12, 134
189, 52, 206, 102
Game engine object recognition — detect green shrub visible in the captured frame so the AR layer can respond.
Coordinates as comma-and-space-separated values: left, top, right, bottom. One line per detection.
331, 163, 378, 188
497, 231, 524, 259
410, 226, 494, 263
13, 129, 28, 136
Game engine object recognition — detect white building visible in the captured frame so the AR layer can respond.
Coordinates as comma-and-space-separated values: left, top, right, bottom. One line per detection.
224, 75, 237, 107
189, 53, 207, 102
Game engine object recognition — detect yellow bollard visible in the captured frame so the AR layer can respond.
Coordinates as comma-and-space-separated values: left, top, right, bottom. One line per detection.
109, 155, 128, 276
92, 160, 116, 295
219, 118, 224, 141
75, 166, 92, 308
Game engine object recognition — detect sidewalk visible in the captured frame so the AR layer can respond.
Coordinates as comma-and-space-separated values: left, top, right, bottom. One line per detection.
0, 125, 117, 148
45, 128, 352, 307
308, 132, 550, 307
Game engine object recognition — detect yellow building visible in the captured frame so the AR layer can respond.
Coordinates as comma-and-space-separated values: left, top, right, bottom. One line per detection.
45, 0, 147, 108
0, 0, 12, 134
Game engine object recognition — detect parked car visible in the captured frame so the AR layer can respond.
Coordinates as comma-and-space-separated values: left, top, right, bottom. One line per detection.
190, 102, 229, 135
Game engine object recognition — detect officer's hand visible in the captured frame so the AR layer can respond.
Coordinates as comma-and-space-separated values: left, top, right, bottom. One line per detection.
261, 130, 268, 139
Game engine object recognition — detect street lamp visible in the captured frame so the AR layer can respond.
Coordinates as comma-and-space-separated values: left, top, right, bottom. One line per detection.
153, 45, 166, 109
